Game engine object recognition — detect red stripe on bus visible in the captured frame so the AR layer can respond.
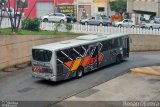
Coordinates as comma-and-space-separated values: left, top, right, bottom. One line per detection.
64, 61, 74, 68
98, 53, 103, 62
90, 57, 96, 64
81, 56, 90, 68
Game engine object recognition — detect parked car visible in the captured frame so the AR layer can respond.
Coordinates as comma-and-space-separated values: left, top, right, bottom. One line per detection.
80, 16, 112, 26
114, 19, 135, 28
140, 20, 150, 28
154, 17, 160, 21
141, 20, 160, 29
41, 13, 67, 23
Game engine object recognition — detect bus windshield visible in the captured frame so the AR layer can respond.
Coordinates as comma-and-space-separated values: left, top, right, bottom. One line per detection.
32, 49, 52, 62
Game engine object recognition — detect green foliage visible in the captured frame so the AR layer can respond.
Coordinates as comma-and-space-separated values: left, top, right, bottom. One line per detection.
109, 0, 127, 13
0, 0, 5, 3
22, 18, 41, 31
65, 23, 72, 31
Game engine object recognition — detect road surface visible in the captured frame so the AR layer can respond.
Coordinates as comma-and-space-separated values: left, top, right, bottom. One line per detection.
0, 52, 160, 106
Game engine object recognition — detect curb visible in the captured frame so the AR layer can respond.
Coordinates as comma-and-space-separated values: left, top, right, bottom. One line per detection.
131, 66, 160, 76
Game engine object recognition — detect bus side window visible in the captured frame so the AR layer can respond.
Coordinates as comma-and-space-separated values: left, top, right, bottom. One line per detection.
108, 40, 112, 50
74, 46, 85, 57
82, 45, 89, 56
112, 38, 118, 48
56, 50, 70, 63
92, 46, 98, 58
102, 41, 108, 52
68, 48, 79, 60
78, 46, 85, 56
88, 47, 94, 56
119, 38, 123, 46
112, 38, 123, 48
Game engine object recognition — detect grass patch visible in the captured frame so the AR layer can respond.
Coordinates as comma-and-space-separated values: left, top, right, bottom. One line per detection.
0, 28, 83, 36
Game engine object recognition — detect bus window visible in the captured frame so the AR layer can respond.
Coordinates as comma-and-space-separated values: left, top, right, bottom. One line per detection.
56, 50, 70, 63
112, 38, 123, 48
83, 45, 88, 50
92, 46, 98, 58
112, 38, 119, 48
102, 40, 112, 51
75, 46, 85, 57
68, 48, 79, 60
119, 38, 123, 46
88, 47, 94, 56
32, 49, 52, 62
102, 40, 109, 51
82, 45, 89, 56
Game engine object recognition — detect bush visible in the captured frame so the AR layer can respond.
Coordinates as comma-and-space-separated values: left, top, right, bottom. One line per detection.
65, 23, 72, 31
22, 18, 41, 31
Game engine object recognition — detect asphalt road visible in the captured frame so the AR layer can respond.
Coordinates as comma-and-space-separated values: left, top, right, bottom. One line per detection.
0, 52, 160, 106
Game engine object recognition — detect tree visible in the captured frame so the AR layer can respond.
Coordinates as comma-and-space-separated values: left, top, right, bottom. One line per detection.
0, 0, 27, 33
0, 0, 6, 27
109, 0, 127, 15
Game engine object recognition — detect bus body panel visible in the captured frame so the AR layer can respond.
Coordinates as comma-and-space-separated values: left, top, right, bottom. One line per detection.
32, 34, 130, 82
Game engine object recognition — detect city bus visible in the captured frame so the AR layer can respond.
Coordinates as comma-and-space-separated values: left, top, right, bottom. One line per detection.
32, 33, 129, 81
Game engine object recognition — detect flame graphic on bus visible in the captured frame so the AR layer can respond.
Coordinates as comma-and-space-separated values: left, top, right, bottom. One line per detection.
62, 43, 104, 72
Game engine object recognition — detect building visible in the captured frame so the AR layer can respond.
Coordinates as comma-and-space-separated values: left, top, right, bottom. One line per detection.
9, 0, 110, 19
76, 0, 111, 20
93, 0, 110, 16
9, 0, 74, 18
75, 0, 92, 20
10, 0, 54, 18
127, 0, 160, 18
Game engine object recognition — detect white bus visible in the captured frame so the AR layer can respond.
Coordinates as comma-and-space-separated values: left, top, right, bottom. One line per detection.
32, 33, 129, 81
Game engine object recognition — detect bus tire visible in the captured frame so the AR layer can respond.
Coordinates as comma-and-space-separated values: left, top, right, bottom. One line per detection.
76, 67, 84, 79
116, 54, 122, 64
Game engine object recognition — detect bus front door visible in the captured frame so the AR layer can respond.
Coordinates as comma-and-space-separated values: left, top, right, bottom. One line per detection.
123, 37, 129, 57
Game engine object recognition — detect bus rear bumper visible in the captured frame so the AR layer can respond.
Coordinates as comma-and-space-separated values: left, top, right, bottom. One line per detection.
32, 72, 65, 82
32, 72, 57, 81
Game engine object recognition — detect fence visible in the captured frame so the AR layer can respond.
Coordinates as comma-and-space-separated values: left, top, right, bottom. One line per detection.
0, 18, 12, 28
1, 19, 160, 35
40, 22, 160, 35
72, 24, 160, 35
0, 18, 22, 29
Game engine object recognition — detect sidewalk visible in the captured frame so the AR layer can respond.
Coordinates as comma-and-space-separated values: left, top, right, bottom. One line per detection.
66, 72, 160, 101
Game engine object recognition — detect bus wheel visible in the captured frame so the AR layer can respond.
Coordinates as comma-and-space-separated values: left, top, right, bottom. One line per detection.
116, 55, 122, 64
76, 67, 84, 78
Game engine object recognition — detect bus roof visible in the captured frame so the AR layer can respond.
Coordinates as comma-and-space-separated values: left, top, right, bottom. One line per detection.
32, 33, 128, 51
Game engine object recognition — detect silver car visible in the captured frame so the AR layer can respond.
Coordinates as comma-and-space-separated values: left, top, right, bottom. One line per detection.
143, 20, 160, 29
80, 16, 111, 26
114, 19, 135, 28
41, 13, 67, 23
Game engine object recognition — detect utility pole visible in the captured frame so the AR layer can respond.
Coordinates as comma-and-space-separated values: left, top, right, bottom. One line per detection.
76, 0, 79, 20
107, 0, 110, 16
54, 0, 56, 13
